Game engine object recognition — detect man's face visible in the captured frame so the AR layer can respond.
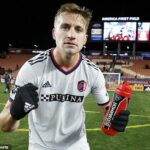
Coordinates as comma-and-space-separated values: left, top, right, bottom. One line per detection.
52, 12, 87, 55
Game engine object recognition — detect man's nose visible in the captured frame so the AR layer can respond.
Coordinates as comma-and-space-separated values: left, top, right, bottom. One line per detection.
67, 28, 76, 38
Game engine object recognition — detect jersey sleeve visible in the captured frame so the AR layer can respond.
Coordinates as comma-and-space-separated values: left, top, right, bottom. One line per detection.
9, 62, 37, 101
91, 69, 109, 104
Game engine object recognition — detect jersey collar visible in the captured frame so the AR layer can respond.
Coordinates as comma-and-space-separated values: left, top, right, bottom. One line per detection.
50, 49, 82, 75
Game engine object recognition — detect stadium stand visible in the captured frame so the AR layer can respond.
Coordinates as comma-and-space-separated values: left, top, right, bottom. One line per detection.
89, 57, 150, 78
0, 54, 34, 70
124, 60, 150, 78
0, 52, 150, 80
0, 54, 35, 78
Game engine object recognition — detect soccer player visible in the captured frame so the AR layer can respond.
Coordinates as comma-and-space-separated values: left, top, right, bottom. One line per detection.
3, 71, 11, 93
0, 3, 130, 150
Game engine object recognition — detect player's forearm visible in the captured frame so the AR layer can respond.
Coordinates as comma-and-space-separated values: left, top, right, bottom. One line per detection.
97, 101, 111, 118
0, 108, 20, 132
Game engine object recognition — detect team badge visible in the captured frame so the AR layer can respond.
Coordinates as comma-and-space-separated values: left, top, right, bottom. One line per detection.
77, 80, 87, 92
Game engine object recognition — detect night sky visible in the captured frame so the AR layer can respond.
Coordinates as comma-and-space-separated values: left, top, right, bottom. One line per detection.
0, 0, 149, 52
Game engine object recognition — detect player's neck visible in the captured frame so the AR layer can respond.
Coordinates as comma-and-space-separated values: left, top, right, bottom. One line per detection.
53, 48, 80, 70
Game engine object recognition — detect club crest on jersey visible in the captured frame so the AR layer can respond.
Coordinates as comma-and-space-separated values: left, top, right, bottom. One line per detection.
77, 80, 87, 92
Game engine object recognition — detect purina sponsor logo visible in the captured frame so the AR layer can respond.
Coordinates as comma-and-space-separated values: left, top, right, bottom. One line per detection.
40, 94, 84, 103
42, 81, 52, 88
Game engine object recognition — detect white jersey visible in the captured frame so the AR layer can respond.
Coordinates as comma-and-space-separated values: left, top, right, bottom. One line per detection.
10, 49, 109, 150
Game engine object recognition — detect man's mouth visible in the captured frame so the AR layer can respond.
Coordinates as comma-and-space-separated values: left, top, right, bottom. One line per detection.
64, 42, 77, 46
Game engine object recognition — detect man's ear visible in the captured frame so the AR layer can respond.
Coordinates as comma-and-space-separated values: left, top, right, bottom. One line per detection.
52, 28, 56, 40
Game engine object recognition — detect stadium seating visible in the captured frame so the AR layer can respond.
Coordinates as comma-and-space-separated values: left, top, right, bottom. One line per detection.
0, 54, 34, 70
124, 60, 150, 78
0, 54, 35, 78
89, 57, 150, 78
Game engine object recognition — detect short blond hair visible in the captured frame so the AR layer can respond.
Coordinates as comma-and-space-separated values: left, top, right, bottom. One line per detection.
54, 3, 92, 31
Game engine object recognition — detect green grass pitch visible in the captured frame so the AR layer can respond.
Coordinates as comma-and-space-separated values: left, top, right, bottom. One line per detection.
0, 83, 150, 150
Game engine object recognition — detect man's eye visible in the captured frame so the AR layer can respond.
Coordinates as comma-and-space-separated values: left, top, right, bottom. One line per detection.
75, 27, 83, 33
61, 25, 70, 30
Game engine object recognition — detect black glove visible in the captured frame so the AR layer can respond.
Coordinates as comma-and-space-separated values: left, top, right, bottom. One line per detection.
111, 110, 130, 132
10, 83, 39, 120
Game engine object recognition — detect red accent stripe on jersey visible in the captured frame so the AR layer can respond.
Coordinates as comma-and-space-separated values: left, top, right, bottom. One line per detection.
50, 50, 82, 75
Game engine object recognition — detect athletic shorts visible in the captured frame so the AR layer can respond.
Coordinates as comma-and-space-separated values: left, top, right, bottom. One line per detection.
28, 135, 90, 150
67, 135, 90, 150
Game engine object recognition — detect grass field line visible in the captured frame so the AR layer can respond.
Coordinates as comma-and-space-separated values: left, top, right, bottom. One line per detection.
0, 103, 150, 118
85, 110, 150, 118
87, 124, 150, 131
16, 124, 150, 132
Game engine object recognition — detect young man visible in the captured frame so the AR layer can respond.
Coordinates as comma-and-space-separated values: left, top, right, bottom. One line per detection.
0, 3, 130, 150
